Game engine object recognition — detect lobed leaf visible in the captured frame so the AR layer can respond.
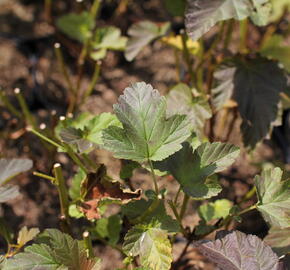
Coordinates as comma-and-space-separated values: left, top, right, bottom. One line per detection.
17, 227, 40, 247
264, 227, 290, 256
255, 167, 290, 228
102, 82, 191, 162
196, 230, 282, 270
123, 223, 172, 270
155, 142, 239, 199
212, 58, 287, 148
125, 21, 170, 61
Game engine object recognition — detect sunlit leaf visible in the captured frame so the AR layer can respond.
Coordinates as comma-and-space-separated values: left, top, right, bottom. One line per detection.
255, 167, 290, 228
260, 35, 290, 73
198, 199, 232, 222
123, 223, 172, 270
212, 58, 287, 148
0, 185, 19, 203
196, 230, 281, 270
166, 83, 212, 138
269, 0, 290, 22
125, 21, 170, 61
0, 158, 33, 186
250, 0, 272, 26
102, 82, 191, 162
69, 168, 86, 201
79, 165, 141, 220
17, 227, 40, 247
155, 142, 239, 199
264, 227, 290, 256
56, 11, 95, 42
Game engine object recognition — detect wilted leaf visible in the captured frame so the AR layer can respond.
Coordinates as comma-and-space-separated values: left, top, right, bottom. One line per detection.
155, 142, 239, 199
264, 227, 290, 256
17, 227, 40, 247
56, 11, 95, 42
123, 223, 172, 270
102, 82, 191, 162
122, 198, 180, 232
0, 185, 19, 203
255, 167, 290, 228
196, 230, 281, 270
79, 165, 141, 220
4, 229, 101, 270
94, 214, 122, 245
198, 199, 232, 222
212, 58, 287, 148
125, 21, 170, 61
166, 83, 212, 138
0, 158, 33, 186
161, 35, 200, 55
260, 35, 290, 73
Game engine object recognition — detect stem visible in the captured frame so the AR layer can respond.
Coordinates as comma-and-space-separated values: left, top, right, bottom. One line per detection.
148, 159, 159, 195
223, 19, 234, 50
237, 204, 257, 216
174, 186, 181, 204
82, 153, 98, 171
131, 199, 160, 224
33, 171, 56, 182
90, 0, 102, 20
53, 163, 70, 231
82, 60, 101, 103
14, 88, 36, 129
66, 146, 88, 173
83, 231, 94, 258
44, 0, 52, 23
180, 30, 195, 86
0, 90, 21, 118
179, 193, 189, 220
239, 19, 248, 53
168, 200, 187, 236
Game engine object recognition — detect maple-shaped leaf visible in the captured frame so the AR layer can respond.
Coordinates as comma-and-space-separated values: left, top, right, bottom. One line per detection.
255, 167, 290, 228
3, 229, 101, 270
212, 57, 287, 148
125, 21, 170, 61
123, 223, 172, 270
79, 165, 141, 220
166, 83, 212, 139
264, 227, 290, 256
196, 230, 282, 270
155, 142, 239, 199
102, 82, 191, 162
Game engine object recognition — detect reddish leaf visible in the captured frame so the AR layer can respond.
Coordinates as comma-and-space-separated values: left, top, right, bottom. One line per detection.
80, 165, 141, 219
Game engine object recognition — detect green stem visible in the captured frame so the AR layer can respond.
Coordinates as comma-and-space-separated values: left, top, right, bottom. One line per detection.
82, 60, 101, 103
168, 200, 187, 236
66, 146, 88, 173
174, 186, 181, 204
148, 159, 159, 195
131, 199, 160, 224
90, 0, 102, 20
53, 164, 70, 230
28, 127, 63, 149
33, 171, 56, 182
239, 19, 248, 53
14, 88, 36, 129
0, 90, 21, 118
83, 231, 94, 258
223, 19, 234, 50
81, 153, 98, 171
179, 193, 189, 220
237, 204, 257, 216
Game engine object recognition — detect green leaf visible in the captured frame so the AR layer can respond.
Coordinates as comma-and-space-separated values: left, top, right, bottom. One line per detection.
123, 224, 172, 270
164, 0, 186, 16
185, 0, 271, 40
198, 199, 232, 222
69, 168, 86, 201
122, 199, 180, 233
120, 160, 141, 179
212, 58, 287, 148
264, 227, 290, 256
102, 82, 191, 162
155, 142, 239, 199
92, 26, 127, 51
17, 227, 40, 247
0, 158, 33, 186
196, 230, 281, 270
269, 0, 290, 21
260, 35, 290, 73
255, 167, 290, 228
94, 215, 122, 245
125, 21, 170, 61
166, 83, 212, 139
56, 11, 95, 42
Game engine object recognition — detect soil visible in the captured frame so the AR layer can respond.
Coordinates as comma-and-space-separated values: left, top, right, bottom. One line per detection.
0, 0, 288, 269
